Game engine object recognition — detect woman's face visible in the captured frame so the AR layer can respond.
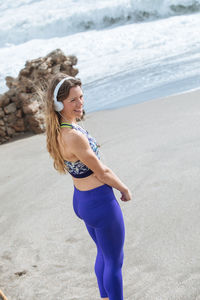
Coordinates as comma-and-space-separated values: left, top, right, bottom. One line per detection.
62, 85, 84, 121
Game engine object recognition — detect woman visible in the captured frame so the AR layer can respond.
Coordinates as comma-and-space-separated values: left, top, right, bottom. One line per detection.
44, 73, 132, 300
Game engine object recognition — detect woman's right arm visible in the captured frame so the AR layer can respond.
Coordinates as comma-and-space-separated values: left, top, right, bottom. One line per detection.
62, 131, 132, 202
95, 166, 132, 202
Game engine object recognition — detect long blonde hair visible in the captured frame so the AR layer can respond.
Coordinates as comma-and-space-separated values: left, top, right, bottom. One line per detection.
44, 73, 82, 174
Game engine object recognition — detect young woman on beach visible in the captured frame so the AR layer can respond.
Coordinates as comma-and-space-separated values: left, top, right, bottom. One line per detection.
44, 73, 132, 300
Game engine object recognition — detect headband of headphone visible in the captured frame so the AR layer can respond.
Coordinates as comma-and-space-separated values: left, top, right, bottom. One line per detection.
53, 76, 75, 112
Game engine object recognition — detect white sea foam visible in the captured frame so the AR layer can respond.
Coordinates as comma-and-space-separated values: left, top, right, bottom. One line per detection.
0, 11, 200, 112
0, 0, 200, 46
0, 1, 200, 111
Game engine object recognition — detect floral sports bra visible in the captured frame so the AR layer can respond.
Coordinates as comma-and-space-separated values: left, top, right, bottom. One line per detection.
60, 122, 100, 178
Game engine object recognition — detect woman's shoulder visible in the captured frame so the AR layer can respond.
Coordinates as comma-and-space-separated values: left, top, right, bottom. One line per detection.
60, 126, 88, 146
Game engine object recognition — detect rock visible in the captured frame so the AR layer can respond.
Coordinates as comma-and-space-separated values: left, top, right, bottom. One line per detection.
46, 49, 66, 64
4, 103, 17, 114
0, 95, 4, 107
5, 76, 16, 88
0, 94, 10, 107
25, 57, 42, 69
16, 109, 22, 118
38, 62, 48, 71
46, 57, 53, 66
6, 113, 17, 124
68, 55, 78, 65
60, 61, 72, 73
10, 96, 18, 103
6, 126, 15, 136
12, 119, 25, 132
19, 77, 35, 92
22, 100, 39, 115
18, 93, 31, 102
52, 65, 61, 74
6, 89, 16, 98
19, 68, 31, 76
71, 67, 79, 77
0, 137, 9, 144
0, 48, 79, 144
0, 127, 6, 137
27, 118, 44, 133
0, 108, 5, 118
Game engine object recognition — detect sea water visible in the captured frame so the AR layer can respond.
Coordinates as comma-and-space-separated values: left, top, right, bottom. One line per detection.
0, 0, 200, 112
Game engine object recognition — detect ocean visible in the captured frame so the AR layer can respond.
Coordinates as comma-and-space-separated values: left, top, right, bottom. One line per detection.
0, 0, 200, 112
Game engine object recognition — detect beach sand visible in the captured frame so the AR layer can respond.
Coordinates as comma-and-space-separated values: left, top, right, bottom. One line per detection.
0, 90, 200, 300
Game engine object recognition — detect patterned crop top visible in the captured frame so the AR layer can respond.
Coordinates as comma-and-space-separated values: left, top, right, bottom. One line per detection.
60, 122, 100, 178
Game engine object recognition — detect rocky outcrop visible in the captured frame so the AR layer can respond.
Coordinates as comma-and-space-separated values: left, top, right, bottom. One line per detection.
0, 49, 78, 144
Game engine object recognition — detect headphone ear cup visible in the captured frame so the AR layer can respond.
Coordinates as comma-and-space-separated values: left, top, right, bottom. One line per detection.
54, 101, 64, 112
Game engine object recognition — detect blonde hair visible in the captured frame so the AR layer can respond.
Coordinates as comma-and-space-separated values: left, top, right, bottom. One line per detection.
44, 73, 82, 174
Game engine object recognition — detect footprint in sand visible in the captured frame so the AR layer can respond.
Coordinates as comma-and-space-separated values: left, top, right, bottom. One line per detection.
14, 270, 27, 277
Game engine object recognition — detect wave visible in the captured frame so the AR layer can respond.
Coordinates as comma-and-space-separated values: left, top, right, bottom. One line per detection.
0, 0, 200, 46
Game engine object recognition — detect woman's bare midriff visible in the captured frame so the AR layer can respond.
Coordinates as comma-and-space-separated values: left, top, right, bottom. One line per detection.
72, 173, 105, 191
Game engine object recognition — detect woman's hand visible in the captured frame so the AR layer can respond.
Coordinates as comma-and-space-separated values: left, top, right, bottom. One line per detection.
120, 188, 132, 202
61, 131, 132, 195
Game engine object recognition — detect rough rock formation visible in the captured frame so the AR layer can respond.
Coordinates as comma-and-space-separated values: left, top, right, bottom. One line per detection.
0, 49, 78, 144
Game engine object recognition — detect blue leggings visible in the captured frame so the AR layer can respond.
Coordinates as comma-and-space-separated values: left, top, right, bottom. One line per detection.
73, 184, 125, 300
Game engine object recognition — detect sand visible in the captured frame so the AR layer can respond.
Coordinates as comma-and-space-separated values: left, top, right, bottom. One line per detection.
0, 90, 200, 300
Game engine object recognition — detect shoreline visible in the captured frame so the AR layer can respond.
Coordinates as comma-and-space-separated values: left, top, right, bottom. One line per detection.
1, 86, 200, 147
85, 81, 200, 113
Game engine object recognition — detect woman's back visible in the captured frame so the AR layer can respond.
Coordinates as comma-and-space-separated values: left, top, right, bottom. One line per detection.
57, 122, 105, 191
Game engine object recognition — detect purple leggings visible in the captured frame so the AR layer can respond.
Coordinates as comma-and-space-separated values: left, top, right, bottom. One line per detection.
73, 184, 125, 300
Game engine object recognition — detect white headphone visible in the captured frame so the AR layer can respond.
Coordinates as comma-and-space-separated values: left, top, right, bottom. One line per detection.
53, 76, 75, 112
